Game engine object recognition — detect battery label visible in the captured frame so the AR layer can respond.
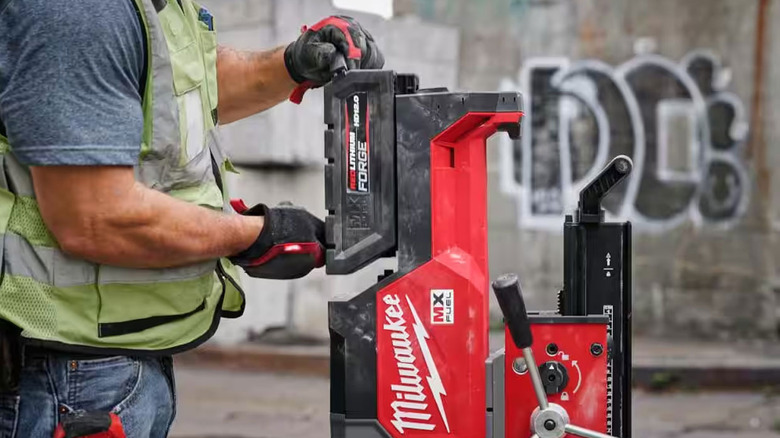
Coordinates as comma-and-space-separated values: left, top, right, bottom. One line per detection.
346, 92, 370, 194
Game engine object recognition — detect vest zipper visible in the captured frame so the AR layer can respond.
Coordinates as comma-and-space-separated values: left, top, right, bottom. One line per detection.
210, 153, 246, 317
215, 259, 246, 318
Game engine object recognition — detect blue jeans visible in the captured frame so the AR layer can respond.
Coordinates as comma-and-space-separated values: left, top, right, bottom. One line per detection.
0, 350, 176, 438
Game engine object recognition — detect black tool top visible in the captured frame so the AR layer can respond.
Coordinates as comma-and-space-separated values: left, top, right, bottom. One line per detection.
577, 155, 633, 223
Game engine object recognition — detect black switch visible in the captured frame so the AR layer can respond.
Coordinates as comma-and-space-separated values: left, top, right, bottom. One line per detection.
538, 361, 569, 395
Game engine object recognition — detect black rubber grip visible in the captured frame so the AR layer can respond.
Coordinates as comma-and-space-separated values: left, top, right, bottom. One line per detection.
578, 155, 633, 217
492, 273, 533, 349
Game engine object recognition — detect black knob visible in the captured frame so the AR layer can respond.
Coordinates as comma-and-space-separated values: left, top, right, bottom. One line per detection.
491, 274, 532, 349
538, 361, 569, 395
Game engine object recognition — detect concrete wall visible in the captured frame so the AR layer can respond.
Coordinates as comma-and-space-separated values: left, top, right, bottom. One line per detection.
396, 0, 780, 340
204, 0, 779, 343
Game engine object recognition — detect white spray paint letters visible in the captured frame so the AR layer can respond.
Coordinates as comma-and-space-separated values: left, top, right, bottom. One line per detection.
499, 49, 749, 233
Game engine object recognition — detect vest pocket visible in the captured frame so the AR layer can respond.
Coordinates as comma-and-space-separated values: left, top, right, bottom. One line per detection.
157, 2, 204, 95
98, 299, 206, 338
96, 264, 215, 338
170, 43, 205, 96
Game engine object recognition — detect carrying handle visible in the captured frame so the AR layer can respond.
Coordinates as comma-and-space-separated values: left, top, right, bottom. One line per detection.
330, 54, 347, 77
289, 54, 348, 104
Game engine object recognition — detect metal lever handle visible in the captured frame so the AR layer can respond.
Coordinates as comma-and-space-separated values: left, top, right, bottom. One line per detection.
564, 424, 618, 438
491, 274, 548, 410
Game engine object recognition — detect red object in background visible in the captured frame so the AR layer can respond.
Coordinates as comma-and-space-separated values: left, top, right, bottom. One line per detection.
376, 112, 523, 438
505, 322, 610, 437
53, 412, 125, 438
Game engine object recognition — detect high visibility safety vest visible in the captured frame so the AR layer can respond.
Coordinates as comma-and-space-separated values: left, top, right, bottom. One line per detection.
0, 0, 246, 354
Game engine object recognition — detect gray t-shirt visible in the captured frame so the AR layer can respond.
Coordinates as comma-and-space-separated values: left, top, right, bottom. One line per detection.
0, 0, 146, 166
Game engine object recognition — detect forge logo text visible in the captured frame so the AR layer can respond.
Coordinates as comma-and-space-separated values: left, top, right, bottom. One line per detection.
346, 92, 370, 194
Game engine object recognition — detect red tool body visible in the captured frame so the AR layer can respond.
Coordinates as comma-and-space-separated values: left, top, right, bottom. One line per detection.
376, 112, 521, 437
505, 323, 609, 436
321, 62, 633, 438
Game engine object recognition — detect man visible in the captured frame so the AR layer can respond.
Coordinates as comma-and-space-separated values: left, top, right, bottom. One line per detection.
0, 0, 384, 436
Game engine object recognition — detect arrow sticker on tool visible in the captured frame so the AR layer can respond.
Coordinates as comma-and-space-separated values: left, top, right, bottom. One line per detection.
572, 361, 583, 394
604, 253, 614, 278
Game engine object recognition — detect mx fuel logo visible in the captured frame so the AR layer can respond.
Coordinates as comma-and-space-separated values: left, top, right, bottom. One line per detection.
430, 290, 454, 325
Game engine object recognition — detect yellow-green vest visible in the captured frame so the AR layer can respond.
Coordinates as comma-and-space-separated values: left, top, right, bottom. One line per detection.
0, 0, 245, 354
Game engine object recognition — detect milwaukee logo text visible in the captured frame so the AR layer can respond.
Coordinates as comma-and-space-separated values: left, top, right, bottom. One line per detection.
382, 294, 450, 434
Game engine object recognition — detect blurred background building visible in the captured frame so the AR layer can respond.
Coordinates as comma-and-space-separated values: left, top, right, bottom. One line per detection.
199, 0, 779, 345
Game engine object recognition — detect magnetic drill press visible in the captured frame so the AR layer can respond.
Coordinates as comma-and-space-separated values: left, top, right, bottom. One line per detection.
321, 65, 633, 438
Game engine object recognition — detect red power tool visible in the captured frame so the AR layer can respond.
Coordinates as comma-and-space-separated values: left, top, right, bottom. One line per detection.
321, 64, 634, 438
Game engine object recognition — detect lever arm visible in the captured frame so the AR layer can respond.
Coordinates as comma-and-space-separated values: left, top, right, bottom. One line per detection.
565, 424, 618, 438
577, 155, 633, 223
493, 274, 619, 438
492, 274, 548, 410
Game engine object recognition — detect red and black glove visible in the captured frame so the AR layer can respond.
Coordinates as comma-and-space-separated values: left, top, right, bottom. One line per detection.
229, 201, 325, 280
285, 15, 385, 103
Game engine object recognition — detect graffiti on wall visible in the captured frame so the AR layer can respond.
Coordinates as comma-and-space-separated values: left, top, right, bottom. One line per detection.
499, 50, 750, 232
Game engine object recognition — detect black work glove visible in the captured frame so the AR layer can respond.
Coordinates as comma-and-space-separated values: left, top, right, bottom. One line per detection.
229, 201, 325, 280
284, 15, 385, 87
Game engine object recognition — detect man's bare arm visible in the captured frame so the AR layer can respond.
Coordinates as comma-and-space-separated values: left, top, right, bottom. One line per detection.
216, 45, 296, 125
32, 166, 263, 269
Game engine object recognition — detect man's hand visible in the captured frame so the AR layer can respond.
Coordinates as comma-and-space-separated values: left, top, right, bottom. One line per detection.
284, 15, 385, 86
228, 202, 325, 279
216, 16, 384, 123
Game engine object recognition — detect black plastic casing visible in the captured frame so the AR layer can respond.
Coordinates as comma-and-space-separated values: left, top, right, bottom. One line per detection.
324, 71, 397, 275
562, 217, 632, 437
